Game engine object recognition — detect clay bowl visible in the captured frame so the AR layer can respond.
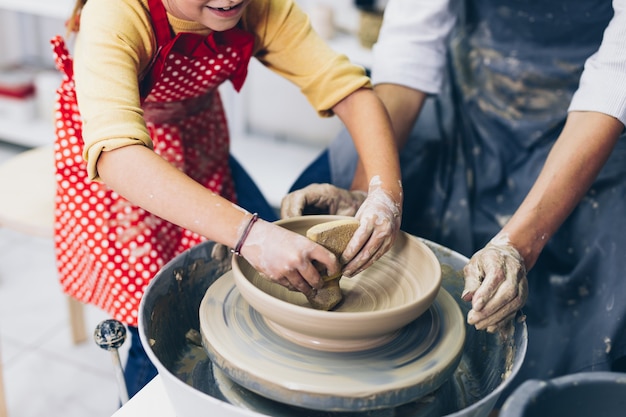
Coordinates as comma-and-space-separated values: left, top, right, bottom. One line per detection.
231, 215, 442, 352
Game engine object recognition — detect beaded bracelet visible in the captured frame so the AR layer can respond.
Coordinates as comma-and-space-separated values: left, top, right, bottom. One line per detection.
231, 213, 259, 256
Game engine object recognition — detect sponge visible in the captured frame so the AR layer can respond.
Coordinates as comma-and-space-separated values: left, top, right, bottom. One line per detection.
305, 218, 359, 310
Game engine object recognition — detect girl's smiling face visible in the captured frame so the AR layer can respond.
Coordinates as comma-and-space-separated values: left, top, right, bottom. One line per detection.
163, 0, 252, 31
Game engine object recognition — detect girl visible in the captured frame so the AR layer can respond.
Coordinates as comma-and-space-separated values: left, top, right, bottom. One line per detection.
52, 0, 403, 397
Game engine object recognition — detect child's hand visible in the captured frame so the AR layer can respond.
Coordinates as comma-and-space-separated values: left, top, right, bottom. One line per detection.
280, 183, 367, 218
341, 178, 402, 277
239, 219, 341, 296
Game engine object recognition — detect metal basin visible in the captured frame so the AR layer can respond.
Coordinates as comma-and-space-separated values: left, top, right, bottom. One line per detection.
138, 238, 527, 417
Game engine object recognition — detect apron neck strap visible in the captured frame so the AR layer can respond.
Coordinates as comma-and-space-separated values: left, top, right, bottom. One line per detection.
148, 0, 173, 47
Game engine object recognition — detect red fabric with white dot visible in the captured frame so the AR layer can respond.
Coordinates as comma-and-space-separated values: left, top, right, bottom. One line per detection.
49, 20, 253, 326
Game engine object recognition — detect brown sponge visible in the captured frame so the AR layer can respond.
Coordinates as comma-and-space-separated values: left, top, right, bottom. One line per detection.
305, 218, 359, 310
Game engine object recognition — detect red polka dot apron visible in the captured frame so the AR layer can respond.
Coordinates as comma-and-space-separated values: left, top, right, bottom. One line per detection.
50, 0, 254, 326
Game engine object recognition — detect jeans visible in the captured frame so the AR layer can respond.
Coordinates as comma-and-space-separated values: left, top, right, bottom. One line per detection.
124, 326, 158, 399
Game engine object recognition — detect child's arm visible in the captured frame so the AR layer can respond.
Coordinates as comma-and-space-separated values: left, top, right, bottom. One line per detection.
95, 144, 340, 296
331, 87, 403, 277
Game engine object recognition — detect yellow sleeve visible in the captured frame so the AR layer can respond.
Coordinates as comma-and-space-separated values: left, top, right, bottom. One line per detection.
75, 0, 370, 181
73, 0, 157, 180
75, 0, 220, 180
243, 0, 371, 117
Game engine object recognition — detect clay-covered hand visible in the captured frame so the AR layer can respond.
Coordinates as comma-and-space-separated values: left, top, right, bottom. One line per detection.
342, 177, 402, 277
238, 218, 341, 297
462, 235, 528, 333
280, 183, 367, 218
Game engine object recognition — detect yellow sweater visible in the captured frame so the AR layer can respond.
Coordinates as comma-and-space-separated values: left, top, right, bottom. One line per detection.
74, 0, 370, 180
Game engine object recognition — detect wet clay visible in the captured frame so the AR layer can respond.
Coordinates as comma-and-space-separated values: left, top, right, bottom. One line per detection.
305, 218, 360, 310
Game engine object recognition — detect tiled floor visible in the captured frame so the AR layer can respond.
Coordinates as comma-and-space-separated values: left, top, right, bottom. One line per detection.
0, 135, 322, 417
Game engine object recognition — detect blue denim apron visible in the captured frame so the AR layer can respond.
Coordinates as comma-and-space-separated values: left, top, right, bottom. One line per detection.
442, 0, 626, 400
290, 0, 626, 401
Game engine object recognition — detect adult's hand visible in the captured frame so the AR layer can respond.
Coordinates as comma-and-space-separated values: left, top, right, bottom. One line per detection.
462, 235, 528, 333
280, 183, 367, 218
342, 177, 402, 277
238, 218, 340, 296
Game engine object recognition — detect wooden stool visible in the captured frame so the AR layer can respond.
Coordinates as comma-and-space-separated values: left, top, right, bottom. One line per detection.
0, 146, 87, 344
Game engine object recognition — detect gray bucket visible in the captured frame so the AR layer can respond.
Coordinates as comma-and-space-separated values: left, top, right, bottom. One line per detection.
138, 237, 528, 417
499, 372, 626, 417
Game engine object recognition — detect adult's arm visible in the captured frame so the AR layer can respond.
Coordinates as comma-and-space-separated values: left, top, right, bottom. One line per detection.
464, 111, 623, 331
463, 0, 626, 331
352, 0, 457, 190
502, 112, 623, 271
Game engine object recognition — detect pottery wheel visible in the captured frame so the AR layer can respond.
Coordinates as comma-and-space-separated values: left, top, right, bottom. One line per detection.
199, 270, 466, 412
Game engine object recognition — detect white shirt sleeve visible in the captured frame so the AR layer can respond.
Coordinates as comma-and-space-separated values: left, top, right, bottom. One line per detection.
371, 0, 458, 95
569, 0, 626, 125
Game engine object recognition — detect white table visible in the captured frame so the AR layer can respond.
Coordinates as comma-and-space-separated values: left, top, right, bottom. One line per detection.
112, 377, 175, 417
0, 354, 5, 417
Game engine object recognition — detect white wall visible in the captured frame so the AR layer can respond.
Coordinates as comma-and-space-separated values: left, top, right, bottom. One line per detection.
237, 0, 368, 147
0, 10, 65, 68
